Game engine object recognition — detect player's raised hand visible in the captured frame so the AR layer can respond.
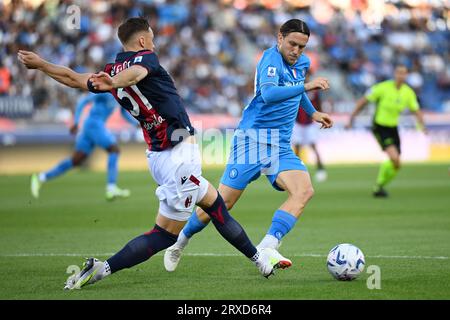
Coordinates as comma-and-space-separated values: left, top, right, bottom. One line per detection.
312, 111, 333, 129
89, 72, 114, 91
305, 77, 330, 91
17, 50, 46, 69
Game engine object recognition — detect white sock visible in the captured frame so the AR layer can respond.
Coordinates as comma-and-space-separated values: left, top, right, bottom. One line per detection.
103, 261, 111, 277
94, 261, 111, 281
107, 184, 116, 192
39, 173, 47, 182
250, 250, 260, 263
257, 234, 279, 249
176, 231, 190, 249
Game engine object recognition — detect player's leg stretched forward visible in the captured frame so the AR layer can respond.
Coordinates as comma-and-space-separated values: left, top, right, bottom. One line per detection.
165, 170, 312, 271
165, 183, 243, 271
65, 180, 291, 290
30, 151, 88, 199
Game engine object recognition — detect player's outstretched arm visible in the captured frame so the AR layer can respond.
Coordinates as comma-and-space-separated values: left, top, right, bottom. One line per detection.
89, 65, 148, 91
18, 50, 92, 90
345, 97, 368, 129
261, 77, 330, 105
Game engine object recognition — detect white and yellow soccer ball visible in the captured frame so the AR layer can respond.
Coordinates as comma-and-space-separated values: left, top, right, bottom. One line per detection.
327, 243, 365, 281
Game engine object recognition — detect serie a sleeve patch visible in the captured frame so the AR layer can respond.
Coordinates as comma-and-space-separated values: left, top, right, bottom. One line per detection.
267, 66, 277, 77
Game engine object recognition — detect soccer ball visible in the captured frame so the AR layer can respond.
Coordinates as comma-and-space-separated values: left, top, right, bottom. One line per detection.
327, 243, 365, 281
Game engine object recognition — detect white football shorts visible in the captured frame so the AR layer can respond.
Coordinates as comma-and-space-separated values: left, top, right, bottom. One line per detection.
146, 141, 209, 221
291, 123, 319, 146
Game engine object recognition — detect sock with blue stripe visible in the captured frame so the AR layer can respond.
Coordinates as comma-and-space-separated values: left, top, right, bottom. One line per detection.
175, 210, 209, 248
259, 210, 298, 249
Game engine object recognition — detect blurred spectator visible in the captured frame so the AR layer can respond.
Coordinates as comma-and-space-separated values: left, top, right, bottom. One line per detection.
0, 0, 448, 122
0, 60, 11, 96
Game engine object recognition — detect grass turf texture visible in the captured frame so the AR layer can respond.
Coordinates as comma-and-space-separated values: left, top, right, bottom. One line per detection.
0, 164, 449, 299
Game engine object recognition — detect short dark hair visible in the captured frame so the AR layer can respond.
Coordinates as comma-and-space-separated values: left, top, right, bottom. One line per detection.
118, 17, 150, 44
394, 64, 409, 71
279, 19, 310, 37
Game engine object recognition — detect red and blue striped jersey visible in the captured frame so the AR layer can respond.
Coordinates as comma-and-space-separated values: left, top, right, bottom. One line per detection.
296, 89, 321, 125
91, 50, 194, 151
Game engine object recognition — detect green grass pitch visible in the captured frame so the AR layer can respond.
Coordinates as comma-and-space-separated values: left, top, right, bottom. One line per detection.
0, 164, 449, 299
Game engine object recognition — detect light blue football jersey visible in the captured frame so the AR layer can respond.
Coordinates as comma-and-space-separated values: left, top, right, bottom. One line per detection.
84, 93, 118, 123
75, 92, 135, 126
238, 45, 310, 147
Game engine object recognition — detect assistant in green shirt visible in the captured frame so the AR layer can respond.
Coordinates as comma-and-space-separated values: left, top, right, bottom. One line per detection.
345, 65, 427, 198
366, 79, 419, 127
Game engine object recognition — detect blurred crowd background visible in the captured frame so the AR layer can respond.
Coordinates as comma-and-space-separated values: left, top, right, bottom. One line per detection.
0, 0, 449, 124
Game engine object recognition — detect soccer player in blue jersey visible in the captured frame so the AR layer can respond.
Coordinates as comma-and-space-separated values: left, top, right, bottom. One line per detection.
30, 92, 136, 200
164, 19, 333, 272
19, 18, 291, 289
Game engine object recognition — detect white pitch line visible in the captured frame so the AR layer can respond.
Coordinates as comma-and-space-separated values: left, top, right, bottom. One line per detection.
0, 252, 448, 260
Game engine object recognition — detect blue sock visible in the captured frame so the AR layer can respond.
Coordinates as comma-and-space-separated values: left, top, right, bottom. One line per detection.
43, 158, 73, 181
107, 152, 119, 185
267, 210, 297, 241
183, 210, 208, 238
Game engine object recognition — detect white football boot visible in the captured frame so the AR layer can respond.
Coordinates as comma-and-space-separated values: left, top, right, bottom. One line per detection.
256, 248, 292, 278
164, 244, 184, 272
64, 258, 104, 290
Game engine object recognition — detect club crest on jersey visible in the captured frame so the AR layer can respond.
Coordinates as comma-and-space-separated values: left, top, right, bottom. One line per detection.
267, 67, 276, 77
292, 68, 297, 79
184, 195, 193, 208
229, 168, 238, 179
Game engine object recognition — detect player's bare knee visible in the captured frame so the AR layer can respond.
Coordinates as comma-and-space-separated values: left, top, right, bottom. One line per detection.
224, 198, 235, 210
304, 186, 315, 202
72, 154, 86, 166
72, 159, 83, 166
291, 186, 314, 207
